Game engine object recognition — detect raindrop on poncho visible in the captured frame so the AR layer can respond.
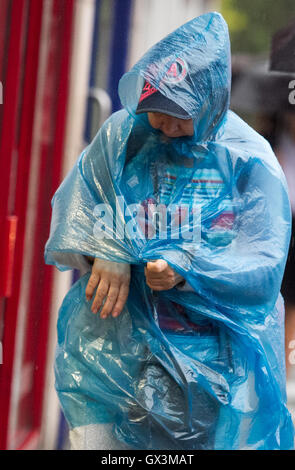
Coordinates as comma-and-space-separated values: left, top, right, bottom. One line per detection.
45, 12, 294, 450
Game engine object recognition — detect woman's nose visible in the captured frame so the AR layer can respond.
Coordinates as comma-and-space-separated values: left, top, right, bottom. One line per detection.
161, 118, 178, 136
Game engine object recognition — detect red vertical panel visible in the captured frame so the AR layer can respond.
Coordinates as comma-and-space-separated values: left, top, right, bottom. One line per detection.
22, 0, 75, 433
0, 0, 28, 450
4, 0, 44, 448
0, 0, 26, 289
0, 0, 10, 80
0, 0, 11, 132
0, 0, 75, 449
2, 216, 18, 298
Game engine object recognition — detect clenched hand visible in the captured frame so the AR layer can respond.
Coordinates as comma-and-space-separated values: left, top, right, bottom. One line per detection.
144, 259, 184, 290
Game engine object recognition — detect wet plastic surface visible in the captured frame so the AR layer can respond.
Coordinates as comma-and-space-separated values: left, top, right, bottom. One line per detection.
45, 12, 294, 449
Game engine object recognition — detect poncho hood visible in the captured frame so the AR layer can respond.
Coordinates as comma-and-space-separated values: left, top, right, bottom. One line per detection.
119, 12, 231, 142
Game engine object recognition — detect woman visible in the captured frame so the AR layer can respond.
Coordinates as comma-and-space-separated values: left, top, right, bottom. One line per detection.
45, 12, 294, 450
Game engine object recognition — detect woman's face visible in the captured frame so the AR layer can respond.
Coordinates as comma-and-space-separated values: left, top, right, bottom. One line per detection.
147, 112, 194, 138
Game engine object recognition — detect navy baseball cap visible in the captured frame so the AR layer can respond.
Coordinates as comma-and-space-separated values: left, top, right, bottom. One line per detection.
135, 80, 191, 119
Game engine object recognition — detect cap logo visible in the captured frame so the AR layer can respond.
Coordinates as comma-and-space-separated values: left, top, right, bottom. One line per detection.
162, 58, 188, 84
138, 81, 158, 103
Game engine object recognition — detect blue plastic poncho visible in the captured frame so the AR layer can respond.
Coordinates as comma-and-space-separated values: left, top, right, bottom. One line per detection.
45, 12, 294, 450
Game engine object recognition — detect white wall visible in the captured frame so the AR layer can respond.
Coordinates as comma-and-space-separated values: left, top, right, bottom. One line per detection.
128, 0, 221, 68
40, 0, 95, 450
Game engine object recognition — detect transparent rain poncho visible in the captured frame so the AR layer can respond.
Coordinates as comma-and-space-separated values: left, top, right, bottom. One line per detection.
45, 12, 294, 449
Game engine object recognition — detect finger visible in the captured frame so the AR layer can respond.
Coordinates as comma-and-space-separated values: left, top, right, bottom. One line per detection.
146, 276, 174, 290
146, 267, 174, 282
144, 266, 163, 283
91, 279, 109, 314
100, 284, 120, 319
146, 278, 168, 289
146, 277, 166, 286
85, 272, 100, 300
146, 269, 168, 280
146, 259, 168, 273
111, 283, 130, 317
146, 282, 166, 291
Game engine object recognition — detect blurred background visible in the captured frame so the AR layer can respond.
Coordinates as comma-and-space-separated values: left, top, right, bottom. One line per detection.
0, 0, 295, 450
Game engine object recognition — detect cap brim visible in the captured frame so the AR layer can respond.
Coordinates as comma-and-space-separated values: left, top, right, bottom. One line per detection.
135, 106, 191, 120
136, 87, 191, 120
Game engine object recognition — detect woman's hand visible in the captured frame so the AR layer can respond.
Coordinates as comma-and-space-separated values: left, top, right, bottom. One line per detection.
85, 258, 130, 318
144, 259, 184, 290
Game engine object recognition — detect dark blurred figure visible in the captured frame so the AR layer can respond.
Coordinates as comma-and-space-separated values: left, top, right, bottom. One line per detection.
231, 56, 295, 377
269, 18, 295, 377
256, 109, 295, 377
